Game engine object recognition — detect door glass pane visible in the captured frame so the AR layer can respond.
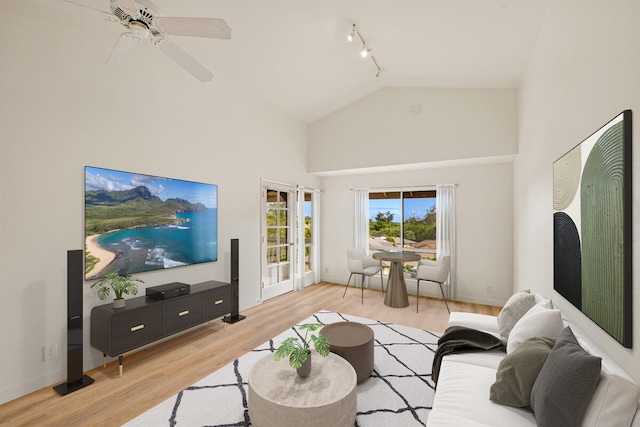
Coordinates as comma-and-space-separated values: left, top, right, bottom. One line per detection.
279, 245, 288, 262
267, 247, 277, 262
279, 227, 288, 240
266, 227, 278, 242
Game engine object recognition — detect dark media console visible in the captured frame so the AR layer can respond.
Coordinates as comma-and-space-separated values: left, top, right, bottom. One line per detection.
90, 280, 231, 376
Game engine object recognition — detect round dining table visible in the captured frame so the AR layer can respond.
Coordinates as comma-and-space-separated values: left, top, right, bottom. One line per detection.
372, 251, 421, 308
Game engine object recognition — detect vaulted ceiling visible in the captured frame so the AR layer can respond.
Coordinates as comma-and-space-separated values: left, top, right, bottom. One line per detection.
35, 0, 549, 122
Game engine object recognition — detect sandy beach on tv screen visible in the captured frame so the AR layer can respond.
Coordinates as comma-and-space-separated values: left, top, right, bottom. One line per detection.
86, 234, 116, 278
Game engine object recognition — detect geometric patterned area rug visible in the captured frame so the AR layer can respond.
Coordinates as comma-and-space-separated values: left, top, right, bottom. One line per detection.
123, 310, 441, 427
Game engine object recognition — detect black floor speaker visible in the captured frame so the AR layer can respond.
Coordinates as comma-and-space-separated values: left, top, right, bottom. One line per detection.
224, 239, 245, 324
53, 250, 94, 395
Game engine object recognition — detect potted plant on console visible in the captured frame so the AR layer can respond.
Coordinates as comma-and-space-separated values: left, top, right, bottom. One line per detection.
91, 272, 144, 308
273, 323, 330, 378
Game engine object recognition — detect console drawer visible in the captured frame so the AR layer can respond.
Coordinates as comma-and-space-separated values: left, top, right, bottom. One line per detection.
202, 286, 232, 321
161, 294, 203, 335
109, 305, 162, 355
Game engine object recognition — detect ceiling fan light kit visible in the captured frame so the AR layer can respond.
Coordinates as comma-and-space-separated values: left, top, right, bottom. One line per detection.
347, 23, 381, 78
54, 0, 231, 82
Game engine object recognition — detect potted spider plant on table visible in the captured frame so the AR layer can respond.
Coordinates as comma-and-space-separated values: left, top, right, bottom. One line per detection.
273, 323, 330, 377
91, 272, 144, 308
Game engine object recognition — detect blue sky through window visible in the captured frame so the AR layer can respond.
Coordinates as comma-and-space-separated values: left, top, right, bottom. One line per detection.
369, 198, 435, 220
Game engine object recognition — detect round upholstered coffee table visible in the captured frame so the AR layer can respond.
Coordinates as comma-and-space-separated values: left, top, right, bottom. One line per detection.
320, 321, 374, 384
248, 352, 357, 427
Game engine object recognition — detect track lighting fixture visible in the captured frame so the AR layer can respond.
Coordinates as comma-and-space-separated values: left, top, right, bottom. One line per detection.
347, 23, 381, 77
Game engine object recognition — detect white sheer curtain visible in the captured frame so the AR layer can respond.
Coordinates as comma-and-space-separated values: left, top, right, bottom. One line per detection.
312, 189, 321, 284
436, 184, 456, 300
354, 188, 369, 252
295, 186, 305, 291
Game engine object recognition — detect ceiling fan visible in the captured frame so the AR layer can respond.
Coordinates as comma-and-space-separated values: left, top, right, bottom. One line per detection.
51, 0, 231, 82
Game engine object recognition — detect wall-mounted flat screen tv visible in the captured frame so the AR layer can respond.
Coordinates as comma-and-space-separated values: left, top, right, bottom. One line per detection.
84, 166, 218, 280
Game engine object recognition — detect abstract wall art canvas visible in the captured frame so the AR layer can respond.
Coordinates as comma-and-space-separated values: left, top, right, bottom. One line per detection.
553, 110, 632, 348
85, 166, 218, 280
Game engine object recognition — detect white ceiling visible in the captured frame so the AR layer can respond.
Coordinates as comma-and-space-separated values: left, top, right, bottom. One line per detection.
37, 0, 549, 122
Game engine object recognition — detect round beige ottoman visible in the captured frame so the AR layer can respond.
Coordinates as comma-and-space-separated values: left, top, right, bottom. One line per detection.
248, 352, 357, 427
320, 321, 374, 384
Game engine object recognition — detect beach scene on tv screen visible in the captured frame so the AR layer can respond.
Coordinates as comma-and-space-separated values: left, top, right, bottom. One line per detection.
84, 166, 218, 280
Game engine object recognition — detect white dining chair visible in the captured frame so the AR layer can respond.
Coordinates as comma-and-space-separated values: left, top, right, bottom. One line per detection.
343, 248, 384, 304
415, 254, 451, 313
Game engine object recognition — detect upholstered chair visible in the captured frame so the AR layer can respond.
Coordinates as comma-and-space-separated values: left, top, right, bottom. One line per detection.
343, 248, 384, 304
415, 254, 451, 313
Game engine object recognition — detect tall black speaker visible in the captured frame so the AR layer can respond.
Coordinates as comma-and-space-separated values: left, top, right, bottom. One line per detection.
53, 250, 94, 395
223, 238, 245, 324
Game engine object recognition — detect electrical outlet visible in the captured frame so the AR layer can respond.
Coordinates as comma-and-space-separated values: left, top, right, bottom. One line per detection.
324, 267, 329, 274
43, 344, 58, 361
486, 286, 493, 295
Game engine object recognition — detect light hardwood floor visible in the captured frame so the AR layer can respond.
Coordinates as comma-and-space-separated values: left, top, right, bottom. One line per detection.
0, 282, 500, 426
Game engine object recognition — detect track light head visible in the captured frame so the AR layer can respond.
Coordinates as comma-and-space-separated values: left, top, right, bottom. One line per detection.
360, 46, 369, 58
347, 24, 356, 42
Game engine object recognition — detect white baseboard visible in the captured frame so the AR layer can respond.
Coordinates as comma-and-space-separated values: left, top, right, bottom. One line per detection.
0, 368, 66, 406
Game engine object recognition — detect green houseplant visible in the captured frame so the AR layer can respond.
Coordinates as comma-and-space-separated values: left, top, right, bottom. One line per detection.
91, 272, 144, 308
273, 323, 330, 377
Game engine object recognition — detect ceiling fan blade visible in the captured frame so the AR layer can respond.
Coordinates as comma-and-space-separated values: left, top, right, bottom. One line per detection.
113, 0, 140, 19
106, 33, 142, 67
42, 0, 117, 22
154, 17, 231, 39
153, 37, 213, 82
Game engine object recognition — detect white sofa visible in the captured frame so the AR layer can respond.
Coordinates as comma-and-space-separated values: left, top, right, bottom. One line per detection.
427, 298, 640, 427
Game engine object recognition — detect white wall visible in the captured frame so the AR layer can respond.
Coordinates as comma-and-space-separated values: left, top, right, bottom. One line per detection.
311, 87, 517, 305
515, 0, 640, 383
321, 162, 513, 307
309, 87, 518, 173
0, 2, 319, 404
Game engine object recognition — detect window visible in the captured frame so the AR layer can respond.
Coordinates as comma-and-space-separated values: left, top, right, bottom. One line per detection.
369, 189, 437, 268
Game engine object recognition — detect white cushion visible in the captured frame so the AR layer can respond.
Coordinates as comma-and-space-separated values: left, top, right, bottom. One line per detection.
432, 360, 536, 426
442, 349, 505, 370
506, 303, 564, 354
427, 410, 496, 427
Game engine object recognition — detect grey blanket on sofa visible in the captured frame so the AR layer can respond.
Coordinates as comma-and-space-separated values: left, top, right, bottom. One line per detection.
432, 326, 505, 384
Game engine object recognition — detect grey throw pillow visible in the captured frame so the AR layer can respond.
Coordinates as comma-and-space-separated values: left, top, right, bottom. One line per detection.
530, 327, 602, 427
497, 290, 536, 341
490, 336, 556, 407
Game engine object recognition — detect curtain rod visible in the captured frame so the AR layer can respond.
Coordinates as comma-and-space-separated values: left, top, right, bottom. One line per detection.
350, 184, 460, 191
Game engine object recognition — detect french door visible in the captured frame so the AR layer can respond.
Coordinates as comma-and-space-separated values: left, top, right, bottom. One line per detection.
261, 181, 295, 300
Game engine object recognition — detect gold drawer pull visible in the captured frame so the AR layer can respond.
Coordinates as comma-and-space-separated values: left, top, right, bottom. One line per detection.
214, 300, 224, 305
179, 310, 190, 316
131, 324, 144, 332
